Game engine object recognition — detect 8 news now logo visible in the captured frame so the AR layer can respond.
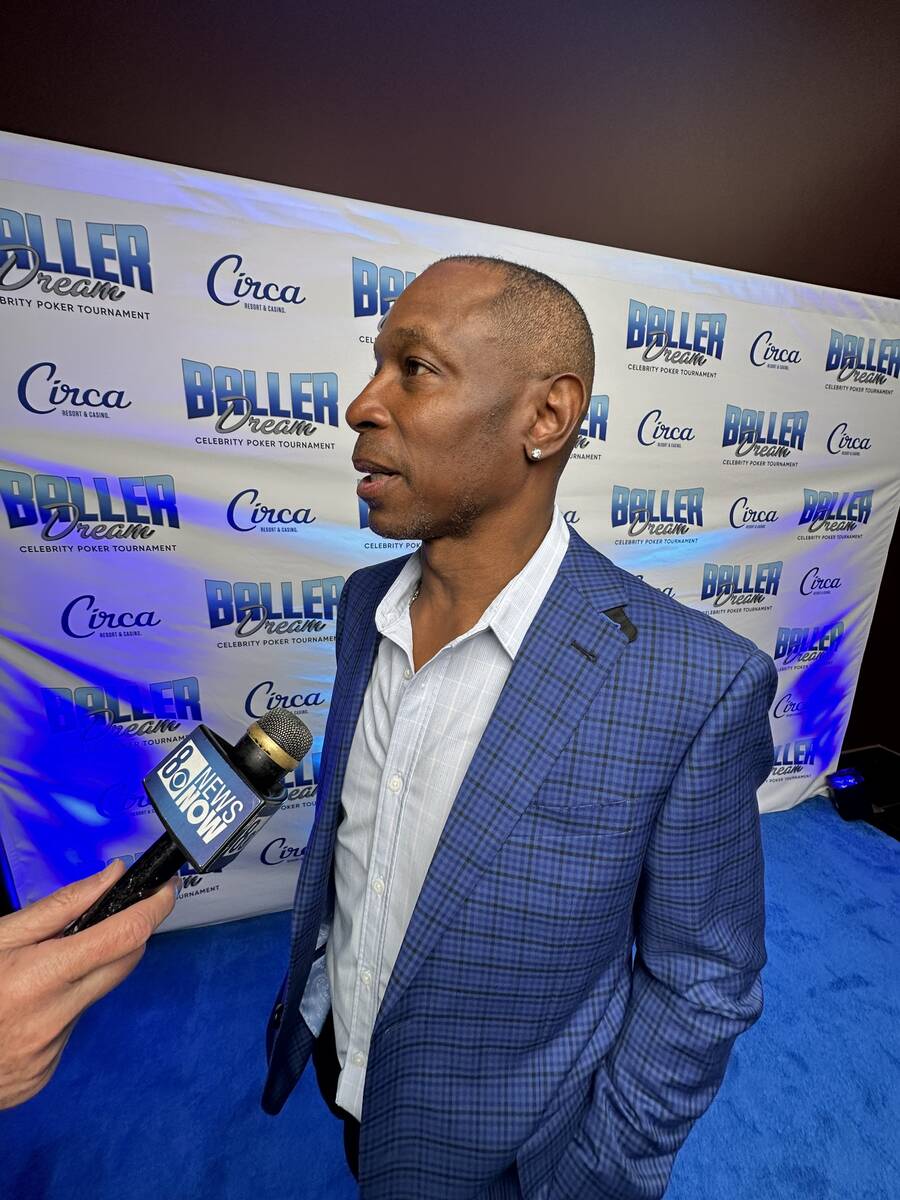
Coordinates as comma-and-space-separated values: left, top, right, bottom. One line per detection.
158, 739, 244, 846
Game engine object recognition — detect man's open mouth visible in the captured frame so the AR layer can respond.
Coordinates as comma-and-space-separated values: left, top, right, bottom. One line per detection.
354, 458, 399, 481
354, 459, 400, 499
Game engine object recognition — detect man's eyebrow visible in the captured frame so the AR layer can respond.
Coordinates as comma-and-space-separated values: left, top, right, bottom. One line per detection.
372, 325, 450, 360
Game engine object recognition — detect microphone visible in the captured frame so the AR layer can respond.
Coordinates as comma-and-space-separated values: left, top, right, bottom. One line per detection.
62, 708, 313, 936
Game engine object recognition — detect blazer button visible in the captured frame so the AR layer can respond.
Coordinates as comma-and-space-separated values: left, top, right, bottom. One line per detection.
272, 1002, 284, 1028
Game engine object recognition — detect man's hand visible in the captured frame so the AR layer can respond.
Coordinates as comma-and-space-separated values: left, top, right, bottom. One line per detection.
0, 861, 177, 1110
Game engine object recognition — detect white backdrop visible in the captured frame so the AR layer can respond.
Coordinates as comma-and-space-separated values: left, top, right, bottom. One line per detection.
1, 131, 898, 931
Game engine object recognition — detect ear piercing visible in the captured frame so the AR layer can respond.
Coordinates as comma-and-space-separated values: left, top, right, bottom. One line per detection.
530, 448, 542, 460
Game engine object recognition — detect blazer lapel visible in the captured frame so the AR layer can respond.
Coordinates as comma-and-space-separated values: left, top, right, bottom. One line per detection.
374, 532, 631, 1032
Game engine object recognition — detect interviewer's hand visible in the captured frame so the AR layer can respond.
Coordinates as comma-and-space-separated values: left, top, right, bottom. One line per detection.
0, 861, 177, 1110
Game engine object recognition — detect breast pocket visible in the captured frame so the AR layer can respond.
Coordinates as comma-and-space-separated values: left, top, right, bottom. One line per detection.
524, 795, 635, 837
525, 751, 639, 835
524, 707, 666, 821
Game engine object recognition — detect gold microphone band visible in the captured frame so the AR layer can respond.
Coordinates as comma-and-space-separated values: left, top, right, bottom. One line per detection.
247, 722, 299, 770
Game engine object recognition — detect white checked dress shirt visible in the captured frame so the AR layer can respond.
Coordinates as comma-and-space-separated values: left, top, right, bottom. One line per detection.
299, 506, 570, 1120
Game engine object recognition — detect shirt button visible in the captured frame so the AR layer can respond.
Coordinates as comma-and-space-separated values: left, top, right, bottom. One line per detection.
360, 969, 372, 987
388, 774, 403, 793
372, 876, 385, 895
351, 1051, 365, 1067
403, 667, 412, 680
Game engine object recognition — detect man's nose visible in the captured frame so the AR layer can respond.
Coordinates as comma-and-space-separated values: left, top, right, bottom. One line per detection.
346, 377, 391, 432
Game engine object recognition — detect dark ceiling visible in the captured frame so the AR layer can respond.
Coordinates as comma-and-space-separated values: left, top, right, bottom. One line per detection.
4, 0, 899, 298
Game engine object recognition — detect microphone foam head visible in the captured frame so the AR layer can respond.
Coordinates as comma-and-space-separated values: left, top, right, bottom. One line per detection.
257, 707, 313, 762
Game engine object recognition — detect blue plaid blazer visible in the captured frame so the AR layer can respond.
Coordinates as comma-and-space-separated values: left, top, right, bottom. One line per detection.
262, 526, 777, 1200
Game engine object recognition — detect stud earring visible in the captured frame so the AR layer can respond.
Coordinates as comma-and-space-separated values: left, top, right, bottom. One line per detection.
530, 448, 542, 460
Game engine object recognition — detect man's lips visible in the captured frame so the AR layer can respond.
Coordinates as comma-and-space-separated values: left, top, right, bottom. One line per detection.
353, 458, 401, 501
356, 474, 399, 501
353, 457, 399, 478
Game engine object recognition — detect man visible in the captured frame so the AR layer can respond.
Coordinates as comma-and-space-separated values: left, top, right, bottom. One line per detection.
262, 256, 777, 1200
0, 860, 177, 1109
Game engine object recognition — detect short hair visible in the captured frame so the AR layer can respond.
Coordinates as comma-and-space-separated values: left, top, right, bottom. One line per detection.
430, 254, 595, 455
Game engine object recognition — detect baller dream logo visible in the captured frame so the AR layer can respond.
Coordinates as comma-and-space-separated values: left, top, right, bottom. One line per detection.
611, 484, 704, 545
797, 488, 873, 541
774, 621, 844, 669
0, 207, 152, 319
1, 470, 180, 555
182, 358, 339, 451
353, 257, 416, 318
626, 298, 726, 380
721, 405, 807, 467
769, 737, 818, 780
825, 328, 899, 391
41, 676, 201, 745
571, 394, 610, 462
700, 561, 782, 612
205, 576, 344, 649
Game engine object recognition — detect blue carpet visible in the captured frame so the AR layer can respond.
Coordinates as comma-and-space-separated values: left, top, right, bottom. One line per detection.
2, 796, 897, 1200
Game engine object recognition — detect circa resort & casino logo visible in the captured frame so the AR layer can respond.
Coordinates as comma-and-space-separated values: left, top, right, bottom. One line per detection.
226, 488, 317, 534
206, 252, 305, 313
17, 360, 130, 421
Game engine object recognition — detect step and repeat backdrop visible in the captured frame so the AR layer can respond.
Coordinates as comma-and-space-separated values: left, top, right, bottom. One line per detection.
1, 131, 898, 930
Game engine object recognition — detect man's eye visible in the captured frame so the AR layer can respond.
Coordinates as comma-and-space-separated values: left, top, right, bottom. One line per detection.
369, 357, 430, 380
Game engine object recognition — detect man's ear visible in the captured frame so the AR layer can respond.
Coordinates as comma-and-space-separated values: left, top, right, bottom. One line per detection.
528, 374, 587, 456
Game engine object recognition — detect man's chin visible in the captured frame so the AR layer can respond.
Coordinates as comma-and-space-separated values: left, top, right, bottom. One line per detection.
366, 507, 419, 542
368, 498, 485, 542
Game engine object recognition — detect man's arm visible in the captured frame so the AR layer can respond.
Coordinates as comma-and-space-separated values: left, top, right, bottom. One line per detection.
548, 648, 778, 1200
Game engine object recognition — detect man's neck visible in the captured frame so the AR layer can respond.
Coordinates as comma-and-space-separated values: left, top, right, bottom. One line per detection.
420, 501, 561, 628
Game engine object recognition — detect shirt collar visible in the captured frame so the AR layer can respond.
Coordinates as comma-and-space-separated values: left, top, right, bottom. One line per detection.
375, 507, 570, 661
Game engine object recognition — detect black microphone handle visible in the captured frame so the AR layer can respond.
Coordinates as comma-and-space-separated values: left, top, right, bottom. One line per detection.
61, 833, 186, 937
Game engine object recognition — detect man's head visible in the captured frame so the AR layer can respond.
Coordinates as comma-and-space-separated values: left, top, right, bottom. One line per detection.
347, 255, 594, 541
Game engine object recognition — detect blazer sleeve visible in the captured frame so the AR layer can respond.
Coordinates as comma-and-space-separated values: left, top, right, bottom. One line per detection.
547, 648, 778, 1200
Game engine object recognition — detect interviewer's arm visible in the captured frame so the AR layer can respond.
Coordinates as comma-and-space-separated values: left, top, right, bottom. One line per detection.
0, 861, 177, 1109
548, 649, 777, 1200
